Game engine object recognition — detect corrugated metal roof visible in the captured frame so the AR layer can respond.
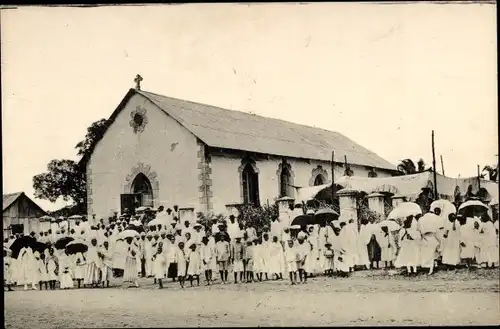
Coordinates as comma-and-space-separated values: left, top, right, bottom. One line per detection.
138, 90, 397, 171
3, 192, 23, 211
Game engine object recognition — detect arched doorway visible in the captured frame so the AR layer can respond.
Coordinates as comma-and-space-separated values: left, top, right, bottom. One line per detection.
132, 173, 154, 208
313, 174, 325, 186
242, 163, 260, 206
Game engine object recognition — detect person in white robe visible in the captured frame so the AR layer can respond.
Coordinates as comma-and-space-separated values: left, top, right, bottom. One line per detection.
18, 246, 37, 290
35, 251, 49, 290
84, 238, 101, 287
419, 229, 440, 275
191, 224, 204, 247
284, 239, 298, 285
357, 219, 373, 269
186, 243, 202, 287
394, 218, 421, 274
4, 251, 14, 291
152, 242, 167, 288
478, 217, 498, 268
459, 218, 479, 267
175, 241, 187, 288
252, 238, 265, 282
200, 236, 216, 285
144, 233, 154, 277
441, 214, 462, 269
99, 241, 113, 288
318, 223, 334, 274
334, 225, 351, 277
59, 249, 74, 289
45, 247, 59, 290
227, 215, 241, 241
268, 236, 285, 280
112, 238, 127, 277
295, 232, 310, 283
73, 251, 86, 288
375, 226, 396, 269
345, 218, 360, 271
123, 237, 139, 288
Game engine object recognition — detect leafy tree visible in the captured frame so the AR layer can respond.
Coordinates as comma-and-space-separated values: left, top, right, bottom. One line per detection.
33, 159, 86, 204
481, 165, 498, 182
32, 118, 108, 212
397, 158, 431, 175
75, 118, 109, 157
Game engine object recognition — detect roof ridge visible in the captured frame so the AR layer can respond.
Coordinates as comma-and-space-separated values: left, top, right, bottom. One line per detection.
138, 89, 345, 136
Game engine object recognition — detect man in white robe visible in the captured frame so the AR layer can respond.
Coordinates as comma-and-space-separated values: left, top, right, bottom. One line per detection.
441, 214, 461, 268
19, 246, 37, 290
84, 239, 101, 287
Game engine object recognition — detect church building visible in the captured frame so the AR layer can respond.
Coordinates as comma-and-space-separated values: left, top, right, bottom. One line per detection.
81, 77, 398, 221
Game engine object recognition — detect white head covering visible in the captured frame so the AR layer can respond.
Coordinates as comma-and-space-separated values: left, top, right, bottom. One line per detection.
297, 231, 307, 240
306, 209, 315, 215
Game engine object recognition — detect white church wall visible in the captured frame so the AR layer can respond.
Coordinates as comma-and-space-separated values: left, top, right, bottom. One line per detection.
209, 152, 394, 213
87, 93, 200, 220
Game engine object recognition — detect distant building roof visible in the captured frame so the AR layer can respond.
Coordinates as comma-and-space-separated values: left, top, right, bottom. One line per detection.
3, 192, 47, 215
3, 192, 23, 211
81, 88, 397, 171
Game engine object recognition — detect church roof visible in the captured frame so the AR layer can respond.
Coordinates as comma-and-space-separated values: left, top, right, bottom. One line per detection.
81, 88, 397, 171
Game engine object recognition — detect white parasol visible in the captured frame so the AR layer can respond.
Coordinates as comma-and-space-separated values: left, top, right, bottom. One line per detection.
118, 229, 140, 239
418, 213, 444, 234
458, 200, 489, 212
68, 215, 84, 220
378, 220, 400, 232
430, 199, 457, 218
387, 202, 422, 220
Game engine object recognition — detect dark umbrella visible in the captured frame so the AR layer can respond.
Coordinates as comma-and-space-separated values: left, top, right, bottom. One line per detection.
55, 236, 75, 250
126, 224, 145, 233
314, 208, 340, 225
291, 214, 314, 227
9, 236, 36, 259
32, 241, 49, 254
65, 240, 88, 255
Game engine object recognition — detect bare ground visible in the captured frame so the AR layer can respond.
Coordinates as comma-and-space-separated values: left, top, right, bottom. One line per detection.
4, 268, 500, 327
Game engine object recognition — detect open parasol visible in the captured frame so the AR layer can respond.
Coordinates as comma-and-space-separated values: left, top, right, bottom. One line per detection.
118, 229, 140, 239
430, 199, 457, 218
68, 215, 84, 220
65, 239, 89, 254
378, 220, 401, 232
55, 236, 75, 250
458, 200, 489, 215
418, 213, 444, 234
32, 241, 49, 254
387, 202, 422, 220
314, 208, 339, 225
39, 215, 54, 222
9, 235, 36, 259
291, 214, 314, 227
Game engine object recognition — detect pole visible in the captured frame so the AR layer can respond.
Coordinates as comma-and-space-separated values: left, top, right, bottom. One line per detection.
331, 151, 336, 203
477, 164, 481, 191
431, 130, 438, 199
440, 155, 445, 176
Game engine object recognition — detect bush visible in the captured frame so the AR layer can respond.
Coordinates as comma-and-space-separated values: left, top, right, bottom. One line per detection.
236, 204, 279, 235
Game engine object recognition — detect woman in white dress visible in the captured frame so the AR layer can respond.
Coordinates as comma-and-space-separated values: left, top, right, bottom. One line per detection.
99, 241, 113, 288
175, 241, 187, 288
478, 217, 498, 268
59, 249, 74, 289
73, 251, 86, 288
186, 243, 201, 287
394, 218, 421, 275
152, 242, 166, 289
268, 236, 285, 280
357, 219, 373, 270
441, 214, 462, 269
200, 236, 216, 285
18, 246, 37, 290
123, 237, 139, 288
35, 251, 49, 290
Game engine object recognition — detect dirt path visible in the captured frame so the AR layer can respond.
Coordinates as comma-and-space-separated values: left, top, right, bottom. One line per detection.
5, 269, 500, 327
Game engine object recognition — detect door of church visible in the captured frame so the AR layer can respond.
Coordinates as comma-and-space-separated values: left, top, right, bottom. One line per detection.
121, 193, 141, 214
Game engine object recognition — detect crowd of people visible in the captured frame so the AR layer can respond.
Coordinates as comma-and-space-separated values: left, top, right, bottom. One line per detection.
3, 202, 499, 291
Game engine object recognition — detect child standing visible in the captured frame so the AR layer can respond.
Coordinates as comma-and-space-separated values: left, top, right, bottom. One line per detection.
186, 243, 201, 287
73, 252, 86, 288
175, 241, 187, 288
253, 238, 264, 282
201, 237, 215, 285
244, 240, 254, 283
152, 242, 166, 289
377, 226, 396, 269
296, 233, 309, 284
216, 235, 231, 284
323, 243, 335, 276
59, 249, 74, 289
35, 252, 49, 290
268, 236, 284, 280
231, 236, 245, 283
284, 239, 298, 285
45, 248, 59, 290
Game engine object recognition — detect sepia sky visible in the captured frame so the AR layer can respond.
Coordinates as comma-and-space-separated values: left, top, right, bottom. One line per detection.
1, 3, 497, 211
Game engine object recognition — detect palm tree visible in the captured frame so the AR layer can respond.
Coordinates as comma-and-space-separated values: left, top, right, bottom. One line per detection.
397, 158, 431, 175
481, 165, 498, 182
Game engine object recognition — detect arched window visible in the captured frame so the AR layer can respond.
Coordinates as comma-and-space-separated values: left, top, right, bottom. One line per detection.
280, 166, 292, 197
242, 163, 260, 206
313, 175, 325, 186
132, 173, 154, 208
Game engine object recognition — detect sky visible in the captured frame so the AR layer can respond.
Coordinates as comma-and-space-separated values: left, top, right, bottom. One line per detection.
1, 3, 498, 211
